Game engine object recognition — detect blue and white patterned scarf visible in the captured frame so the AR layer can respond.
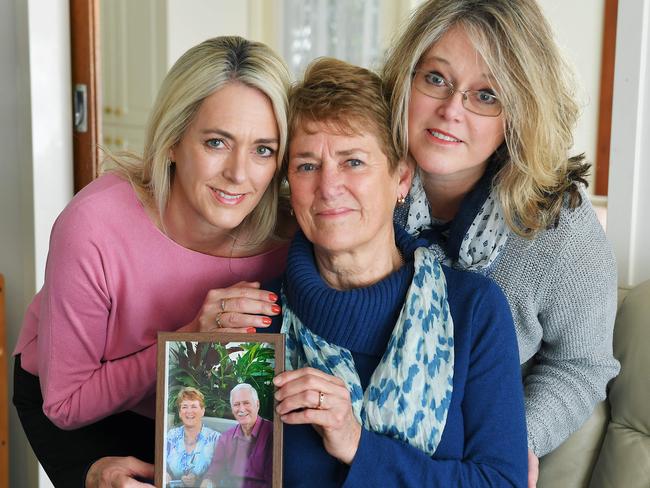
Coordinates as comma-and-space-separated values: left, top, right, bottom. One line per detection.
405, 171, 509, 271
281, 247, 454, 456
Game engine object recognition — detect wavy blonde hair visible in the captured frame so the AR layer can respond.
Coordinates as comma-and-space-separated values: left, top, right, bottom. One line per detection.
383, 0, 589, 237
104, 36, 291, 249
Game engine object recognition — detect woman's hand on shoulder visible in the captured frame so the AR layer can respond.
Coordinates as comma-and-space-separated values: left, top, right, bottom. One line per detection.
85, 456, 154, 487
181, 281, 281, 333
274, 367, 361, 465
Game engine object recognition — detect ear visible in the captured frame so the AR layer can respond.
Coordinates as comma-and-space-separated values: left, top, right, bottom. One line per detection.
168, 146, 176, 163
396, 158, 414, 199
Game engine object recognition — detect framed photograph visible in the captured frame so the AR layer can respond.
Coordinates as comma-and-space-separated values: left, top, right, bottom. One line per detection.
155, 332, 284, 488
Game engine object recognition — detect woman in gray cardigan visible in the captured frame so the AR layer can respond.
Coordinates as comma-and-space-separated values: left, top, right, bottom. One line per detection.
384, 1, 620, 486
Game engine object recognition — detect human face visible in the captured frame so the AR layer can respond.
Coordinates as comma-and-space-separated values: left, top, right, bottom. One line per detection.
168, 82, 279, 243
408, 25, 505, 186
231, 388, 259, 431
287, 122, 411, 257
179, 399, 205, 429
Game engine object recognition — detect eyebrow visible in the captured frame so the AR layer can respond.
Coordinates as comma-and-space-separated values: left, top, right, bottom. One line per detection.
201, 128, 279, 145
292, 148, 370, 160
419, 55, 493, 81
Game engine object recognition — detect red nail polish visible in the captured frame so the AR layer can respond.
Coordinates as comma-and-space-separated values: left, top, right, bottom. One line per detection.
271, 304, 281, 314
262, 317, 272, 325
246, 327, 257, 334
269, 292, 278, 302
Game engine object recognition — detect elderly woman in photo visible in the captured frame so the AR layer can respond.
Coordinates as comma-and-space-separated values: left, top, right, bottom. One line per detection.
166, 387, 220, 487
268, 57, 527, 487
202, 384, 272, 488
383, 1, 619, 484
12, 36, 291, 487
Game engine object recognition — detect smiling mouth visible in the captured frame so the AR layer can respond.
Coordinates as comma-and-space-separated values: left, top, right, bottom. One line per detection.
427, 129, 462, 143
210, 187, 246, 205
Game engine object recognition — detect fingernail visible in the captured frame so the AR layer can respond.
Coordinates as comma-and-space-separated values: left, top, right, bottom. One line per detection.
262, 317, 272, 325
271, 304, 281, 314
273, 376, 281, 385
246, 327, 257, 334
269, 292, 278, 302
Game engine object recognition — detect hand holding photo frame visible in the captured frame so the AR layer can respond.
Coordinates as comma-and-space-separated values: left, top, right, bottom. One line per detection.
156, 332, 284, 488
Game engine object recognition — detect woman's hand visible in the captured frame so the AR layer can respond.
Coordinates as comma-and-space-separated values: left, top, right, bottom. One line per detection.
85, 456, 154, 487
528, 449, 539, 488
181, 281, 280, 333
274, 367, 361, 465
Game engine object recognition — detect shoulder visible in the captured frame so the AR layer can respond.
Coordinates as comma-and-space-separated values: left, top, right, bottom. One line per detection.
442, 264, 516, 349
201, 425, 220, 440
444, 264, 509, 311
55, 174, 143, 234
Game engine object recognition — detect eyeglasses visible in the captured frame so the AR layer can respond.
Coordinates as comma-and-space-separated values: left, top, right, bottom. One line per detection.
412, 70, 503, 117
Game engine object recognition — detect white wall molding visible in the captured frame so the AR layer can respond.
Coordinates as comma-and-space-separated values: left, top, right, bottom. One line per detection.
608, 0, 650, 287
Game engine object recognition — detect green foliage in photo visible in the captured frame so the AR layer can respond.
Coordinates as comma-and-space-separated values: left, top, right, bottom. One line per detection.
167, 341, 275, 423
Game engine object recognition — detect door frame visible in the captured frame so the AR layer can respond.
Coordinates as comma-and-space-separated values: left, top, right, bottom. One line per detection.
70, 0, 101, 192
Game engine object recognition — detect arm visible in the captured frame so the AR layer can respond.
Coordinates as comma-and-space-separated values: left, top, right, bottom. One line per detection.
344, 283, 527, 487
37, 207, 280, 429
37, 208, 159, 429
524, 208, 619, 456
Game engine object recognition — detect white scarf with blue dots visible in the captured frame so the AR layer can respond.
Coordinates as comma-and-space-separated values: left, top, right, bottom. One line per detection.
281, 247, 454, 456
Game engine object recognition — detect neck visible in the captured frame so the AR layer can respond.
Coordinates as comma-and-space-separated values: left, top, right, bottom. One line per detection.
419, 168, 485, 221
314, 233, 403, 290
184, 424, 201, 440
241, 422, 255, 438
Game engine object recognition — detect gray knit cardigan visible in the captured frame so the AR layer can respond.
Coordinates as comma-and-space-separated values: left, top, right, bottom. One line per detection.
397, 188, 620, 456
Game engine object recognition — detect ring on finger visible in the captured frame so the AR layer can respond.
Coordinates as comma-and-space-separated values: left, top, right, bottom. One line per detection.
317, 391, 325, 409
220, 298, 227, 312
215, 312, 224, 328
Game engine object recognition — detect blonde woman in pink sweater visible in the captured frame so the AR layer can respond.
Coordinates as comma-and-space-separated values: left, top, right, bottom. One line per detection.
13, 36, 292, 488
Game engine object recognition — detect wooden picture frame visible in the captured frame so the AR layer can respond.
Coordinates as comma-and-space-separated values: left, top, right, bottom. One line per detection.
155, 332, 284, 488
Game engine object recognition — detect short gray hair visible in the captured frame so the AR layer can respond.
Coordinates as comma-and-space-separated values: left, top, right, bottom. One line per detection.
230, 383, 259, 404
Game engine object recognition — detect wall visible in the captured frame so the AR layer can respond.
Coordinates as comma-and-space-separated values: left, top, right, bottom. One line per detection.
166, 0, 252, 67
1, 1, 73, 487
608, 0, 650, 287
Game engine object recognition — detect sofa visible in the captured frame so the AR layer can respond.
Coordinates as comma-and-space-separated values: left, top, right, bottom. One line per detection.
537, 280, 650, 487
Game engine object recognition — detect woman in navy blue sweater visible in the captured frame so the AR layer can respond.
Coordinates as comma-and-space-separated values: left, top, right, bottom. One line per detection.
267, 57, 527, 487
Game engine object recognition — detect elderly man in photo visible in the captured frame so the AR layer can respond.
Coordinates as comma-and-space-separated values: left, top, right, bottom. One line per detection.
201, 383, 272, 488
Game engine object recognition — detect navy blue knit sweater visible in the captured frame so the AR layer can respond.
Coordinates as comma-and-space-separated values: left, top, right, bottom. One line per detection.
268, 227, 527, 487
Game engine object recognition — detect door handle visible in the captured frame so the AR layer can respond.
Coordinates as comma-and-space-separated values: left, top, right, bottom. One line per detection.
74, 83, 88, 133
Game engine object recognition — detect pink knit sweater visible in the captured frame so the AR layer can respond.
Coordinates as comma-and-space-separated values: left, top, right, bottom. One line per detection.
14, 174, 288, 429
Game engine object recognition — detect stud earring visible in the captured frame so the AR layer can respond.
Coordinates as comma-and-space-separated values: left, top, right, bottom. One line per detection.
397, 195, 406, 205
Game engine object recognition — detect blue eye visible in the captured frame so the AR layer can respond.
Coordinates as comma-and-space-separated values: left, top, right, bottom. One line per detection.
475, 90, 498, 105
206, 138, 224, 148
346, 159, 364, 168
424, 71, 447, 87
256, 146, 275, 157
296, 162, 316, 172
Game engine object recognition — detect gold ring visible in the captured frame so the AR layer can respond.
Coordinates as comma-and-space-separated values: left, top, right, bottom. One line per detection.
220, 299, 226, 312
215, 313, 223, 328
317, 391, 325, 409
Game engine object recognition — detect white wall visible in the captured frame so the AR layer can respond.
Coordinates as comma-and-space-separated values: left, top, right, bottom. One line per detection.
1, 0, 73, 487
165, 0, 252, 67
607, 0, 650, 288
538, 0, 605, 191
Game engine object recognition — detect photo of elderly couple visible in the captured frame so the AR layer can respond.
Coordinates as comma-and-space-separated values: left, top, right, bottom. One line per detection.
159, 338, 280, 488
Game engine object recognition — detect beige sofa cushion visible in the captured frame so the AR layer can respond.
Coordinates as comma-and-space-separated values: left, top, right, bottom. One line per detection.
590, 280, 650, 487
538, 401, 609, 488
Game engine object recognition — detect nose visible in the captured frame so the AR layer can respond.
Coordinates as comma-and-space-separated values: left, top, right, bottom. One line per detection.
316, 162, 343, 200
222, 149, 248, 184
436, 90, 465, 121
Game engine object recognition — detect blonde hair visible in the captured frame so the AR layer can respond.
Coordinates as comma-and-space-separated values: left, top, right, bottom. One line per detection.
104, 36, 291, 249
383, 0, 589, 237
176, 386, 205, 410
285, 57, 400, 175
